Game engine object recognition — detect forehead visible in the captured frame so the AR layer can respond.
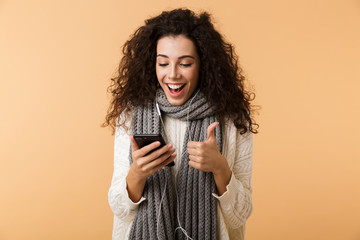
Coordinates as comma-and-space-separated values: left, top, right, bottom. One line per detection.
156, 35, 198, 57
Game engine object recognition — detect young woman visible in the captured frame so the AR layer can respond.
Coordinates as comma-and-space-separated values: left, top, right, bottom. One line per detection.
103, 8, 258, 240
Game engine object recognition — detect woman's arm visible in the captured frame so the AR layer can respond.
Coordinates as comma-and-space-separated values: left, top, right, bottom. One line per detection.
126, 136, 176, 202
213, 129, 253, 229
108, 125, 177, 219
187, 122, 232, 195
108, 126, 143, 220
187, 121, 253, 229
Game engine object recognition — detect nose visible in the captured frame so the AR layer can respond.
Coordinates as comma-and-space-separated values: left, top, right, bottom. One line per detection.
169, 64, 180, 79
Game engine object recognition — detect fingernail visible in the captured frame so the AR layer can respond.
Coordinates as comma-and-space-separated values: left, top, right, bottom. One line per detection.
167, 143, 172, 148
155, 141, 161, 146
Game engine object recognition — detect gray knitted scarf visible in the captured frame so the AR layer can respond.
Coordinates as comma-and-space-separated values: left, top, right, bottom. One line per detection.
129, 89, 222, 240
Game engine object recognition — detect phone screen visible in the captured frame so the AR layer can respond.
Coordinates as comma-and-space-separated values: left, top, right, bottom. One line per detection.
133, 134, 174, 167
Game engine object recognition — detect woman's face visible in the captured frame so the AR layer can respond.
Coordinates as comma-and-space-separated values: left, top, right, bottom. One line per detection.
156, 35, 200, 106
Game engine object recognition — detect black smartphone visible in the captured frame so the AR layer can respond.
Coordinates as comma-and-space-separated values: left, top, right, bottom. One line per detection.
133, 134, 175, 167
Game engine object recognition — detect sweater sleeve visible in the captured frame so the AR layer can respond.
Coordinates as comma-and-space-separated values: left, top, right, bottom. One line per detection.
108, 125, 146, 221
212, 130, 253, 229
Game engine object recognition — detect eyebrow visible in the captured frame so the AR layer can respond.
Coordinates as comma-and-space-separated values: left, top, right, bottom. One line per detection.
156, 54, 195, 59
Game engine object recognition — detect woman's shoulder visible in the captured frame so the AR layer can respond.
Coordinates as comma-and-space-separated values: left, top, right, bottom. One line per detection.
116, 110, 134, 136
222, 118, 253, 144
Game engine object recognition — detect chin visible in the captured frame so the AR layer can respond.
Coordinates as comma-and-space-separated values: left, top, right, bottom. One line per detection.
166, 97, 185, 106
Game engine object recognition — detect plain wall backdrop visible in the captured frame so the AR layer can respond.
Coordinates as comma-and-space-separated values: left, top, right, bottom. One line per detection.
1, 0, 359, 239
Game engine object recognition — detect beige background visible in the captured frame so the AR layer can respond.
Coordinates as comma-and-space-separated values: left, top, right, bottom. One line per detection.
1, 0, 360, 239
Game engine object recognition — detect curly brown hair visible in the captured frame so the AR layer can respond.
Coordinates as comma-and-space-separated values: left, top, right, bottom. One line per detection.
102, 8, 259, 135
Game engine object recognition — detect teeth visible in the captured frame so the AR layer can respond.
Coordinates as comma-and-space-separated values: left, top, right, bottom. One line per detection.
168, 84, 184, 89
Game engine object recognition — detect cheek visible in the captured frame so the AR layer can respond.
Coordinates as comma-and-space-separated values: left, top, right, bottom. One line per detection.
156, 68, 165, 81
188, 69, 199, 85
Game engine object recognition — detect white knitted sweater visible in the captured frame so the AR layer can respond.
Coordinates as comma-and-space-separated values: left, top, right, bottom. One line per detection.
108, 115, 253, 240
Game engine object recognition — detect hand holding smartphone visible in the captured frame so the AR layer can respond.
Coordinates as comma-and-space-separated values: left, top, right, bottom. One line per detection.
133, 134, 175, 167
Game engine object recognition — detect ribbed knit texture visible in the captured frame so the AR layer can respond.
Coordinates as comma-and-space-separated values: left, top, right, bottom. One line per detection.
128, 89, 222, 240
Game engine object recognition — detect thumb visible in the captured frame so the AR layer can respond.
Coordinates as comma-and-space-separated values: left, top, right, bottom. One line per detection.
206, 122, 219, 142
130, 135, 139, 151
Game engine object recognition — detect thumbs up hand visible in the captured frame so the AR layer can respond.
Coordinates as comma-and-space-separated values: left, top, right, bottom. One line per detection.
187, 122, 230, 177
187, 122, 232, 194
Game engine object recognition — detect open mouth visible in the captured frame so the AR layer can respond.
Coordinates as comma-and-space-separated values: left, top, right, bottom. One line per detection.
167, 84, 185, 93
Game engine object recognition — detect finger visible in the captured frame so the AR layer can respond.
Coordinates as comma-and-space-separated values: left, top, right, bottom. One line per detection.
137, 141, 162, 157
150, 153, 177, 174
130, 136, 139, 151
145, 144, 173, 161
188, 154, 202, 163
162, 153, 176, 167
187, 148, 203, 156
187, 141, 203, 149
206, 122, 219, 142
188, 160, 202, 170
145, 150, 176, 172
